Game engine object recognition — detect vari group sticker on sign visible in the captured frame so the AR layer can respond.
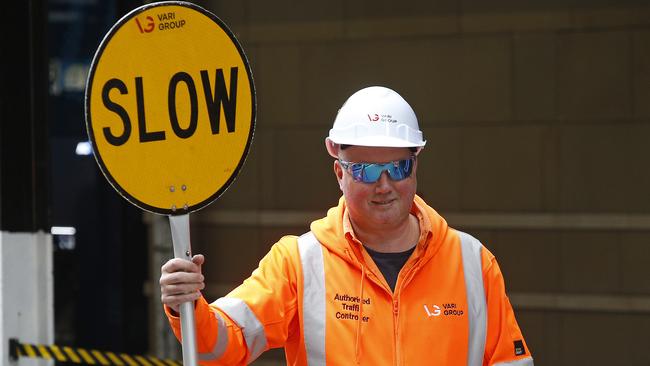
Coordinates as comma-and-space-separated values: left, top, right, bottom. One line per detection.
85, 2, 255, 215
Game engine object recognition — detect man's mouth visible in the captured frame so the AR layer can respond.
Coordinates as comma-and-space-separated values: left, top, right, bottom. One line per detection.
371, 198, 395, 205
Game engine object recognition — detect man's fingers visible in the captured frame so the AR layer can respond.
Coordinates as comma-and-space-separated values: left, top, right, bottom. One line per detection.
161, 291, 201, 312
162, 292, 201, 305
162, 282, 205, 296
160, 271, 204, 286
161, 257, 201, 275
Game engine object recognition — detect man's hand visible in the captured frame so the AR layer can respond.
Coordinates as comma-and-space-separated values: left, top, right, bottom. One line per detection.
160, 254, 205, 314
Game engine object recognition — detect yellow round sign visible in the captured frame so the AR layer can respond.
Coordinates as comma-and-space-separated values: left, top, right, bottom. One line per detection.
85, 2, 255, 215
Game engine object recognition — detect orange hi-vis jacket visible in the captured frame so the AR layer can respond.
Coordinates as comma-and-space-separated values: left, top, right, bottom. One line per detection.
165, 195, 534, 365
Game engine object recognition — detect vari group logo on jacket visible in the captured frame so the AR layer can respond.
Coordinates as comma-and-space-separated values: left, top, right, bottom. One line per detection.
423, 303, 464, 318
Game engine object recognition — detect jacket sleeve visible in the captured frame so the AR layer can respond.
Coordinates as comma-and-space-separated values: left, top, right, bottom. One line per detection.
481, 248, 534, 366
164, 236, 301, 365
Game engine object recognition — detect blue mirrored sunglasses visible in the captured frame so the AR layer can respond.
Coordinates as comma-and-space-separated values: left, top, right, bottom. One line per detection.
339, 156, 415, 183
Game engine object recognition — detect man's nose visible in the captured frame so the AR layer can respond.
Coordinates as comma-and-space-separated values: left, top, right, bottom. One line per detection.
374, 170, 392, 193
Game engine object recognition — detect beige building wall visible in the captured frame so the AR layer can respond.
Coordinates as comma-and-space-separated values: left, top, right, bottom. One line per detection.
179, 1, 650, 365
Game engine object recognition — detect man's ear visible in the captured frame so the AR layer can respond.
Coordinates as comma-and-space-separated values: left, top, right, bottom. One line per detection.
325, 138, 339, 158
333, 160, 344, 191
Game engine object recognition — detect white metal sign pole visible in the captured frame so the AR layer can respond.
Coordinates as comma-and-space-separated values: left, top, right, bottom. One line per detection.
169, 213, 198, 366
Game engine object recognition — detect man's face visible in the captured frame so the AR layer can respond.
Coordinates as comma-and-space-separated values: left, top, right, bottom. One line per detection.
334, 146, 417, 232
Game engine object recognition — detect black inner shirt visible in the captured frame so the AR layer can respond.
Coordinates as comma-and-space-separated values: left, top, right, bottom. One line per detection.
364, 245, 416, 292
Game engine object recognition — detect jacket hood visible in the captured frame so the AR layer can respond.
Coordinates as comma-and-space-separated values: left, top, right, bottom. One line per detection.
309, 194, 450, 268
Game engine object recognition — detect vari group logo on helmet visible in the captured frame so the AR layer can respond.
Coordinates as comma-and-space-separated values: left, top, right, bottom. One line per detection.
135, 11, 187, 33
367, 113, 398, 123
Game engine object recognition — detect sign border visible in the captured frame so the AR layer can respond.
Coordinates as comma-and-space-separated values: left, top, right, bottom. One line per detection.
84, 1, 256, 216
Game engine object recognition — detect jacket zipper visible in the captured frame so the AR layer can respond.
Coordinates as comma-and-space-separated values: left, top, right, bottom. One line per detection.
392, 262, 419, 365
352, 246, 419, 365
393, 297, 400, 365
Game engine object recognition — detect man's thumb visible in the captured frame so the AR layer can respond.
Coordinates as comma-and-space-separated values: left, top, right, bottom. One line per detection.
192, 254, 205, 268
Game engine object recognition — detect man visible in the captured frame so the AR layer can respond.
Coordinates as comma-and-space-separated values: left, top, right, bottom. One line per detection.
160, 86, 534, 365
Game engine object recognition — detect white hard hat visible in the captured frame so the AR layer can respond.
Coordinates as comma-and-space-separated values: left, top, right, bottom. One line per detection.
327, 86, 426, 149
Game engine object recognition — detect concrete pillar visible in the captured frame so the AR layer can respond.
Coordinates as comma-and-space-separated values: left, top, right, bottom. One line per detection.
0, 231, 53, 366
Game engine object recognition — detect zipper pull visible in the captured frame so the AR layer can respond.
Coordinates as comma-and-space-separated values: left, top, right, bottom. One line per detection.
393, 299, 399, 316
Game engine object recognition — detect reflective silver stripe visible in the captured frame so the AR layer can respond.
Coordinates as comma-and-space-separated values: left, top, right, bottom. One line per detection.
298, 232, 327, 365
198, 310, 229, 361
458, 231, 488, 366
493, 357, 534, 366
214, 297, 268, 363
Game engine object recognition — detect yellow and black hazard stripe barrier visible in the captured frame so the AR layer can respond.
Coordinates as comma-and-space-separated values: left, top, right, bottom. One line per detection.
9, 338, 182, 365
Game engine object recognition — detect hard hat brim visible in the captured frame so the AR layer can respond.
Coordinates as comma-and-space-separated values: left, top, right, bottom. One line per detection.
328, 135, 426, 148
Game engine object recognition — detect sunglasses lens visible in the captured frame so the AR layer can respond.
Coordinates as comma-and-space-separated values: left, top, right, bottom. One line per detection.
390, 158, 413, 180
362, 165, 384, 183
349, 163, 365, 182
346, 158, 413, 183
